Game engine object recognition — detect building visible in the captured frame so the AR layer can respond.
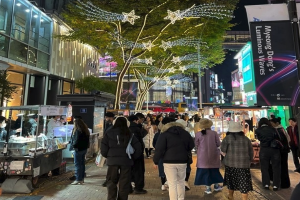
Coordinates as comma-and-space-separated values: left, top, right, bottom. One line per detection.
0, 0, 100, 112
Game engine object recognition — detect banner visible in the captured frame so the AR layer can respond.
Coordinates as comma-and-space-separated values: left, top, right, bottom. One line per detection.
250, 21, 300, 106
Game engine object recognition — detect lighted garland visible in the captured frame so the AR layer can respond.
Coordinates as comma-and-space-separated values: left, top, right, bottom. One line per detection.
133, 57, 155, 65
164, 3, 233, 24
76, 0, 140, 24
160, 37, 207, 51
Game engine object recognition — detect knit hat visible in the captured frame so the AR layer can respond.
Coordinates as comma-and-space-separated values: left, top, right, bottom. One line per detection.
199, 118, 213, 129
228, 121, 243, 133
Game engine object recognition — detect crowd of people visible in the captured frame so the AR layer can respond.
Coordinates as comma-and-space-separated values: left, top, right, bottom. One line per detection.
78, 111, 299, 200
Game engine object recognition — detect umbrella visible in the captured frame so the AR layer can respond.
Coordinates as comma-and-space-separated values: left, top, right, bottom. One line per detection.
153, 108, 163, 113
163, 108, 175, 113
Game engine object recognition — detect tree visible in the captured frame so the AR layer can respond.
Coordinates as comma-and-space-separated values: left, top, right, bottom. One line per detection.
75, 76, 117, 94
60, 0, 238, 109
0, 70, 18, 108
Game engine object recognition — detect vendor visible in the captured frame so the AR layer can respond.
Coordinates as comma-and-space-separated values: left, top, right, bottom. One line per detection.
24, 114, 38, 137
0, 116, 22, 141
47, 116, 63, 138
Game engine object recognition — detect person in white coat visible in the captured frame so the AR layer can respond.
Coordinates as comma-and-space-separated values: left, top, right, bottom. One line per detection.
143, 116, 155, 158
47, 116, 62, 138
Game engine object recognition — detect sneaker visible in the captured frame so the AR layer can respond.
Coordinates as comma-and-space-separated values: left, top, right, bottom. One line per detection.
164, 181, 168, 188
102, 180, 107, 187
71, 181, 83, 185
161, 185, 167, 191
214, 185, 223, 192
273, 186, 278, 191
205, 188, 212, 194
264, 185, 269, 190
134, 189, 147, 194
185, 181, 191, 191
147, 156, 150, 159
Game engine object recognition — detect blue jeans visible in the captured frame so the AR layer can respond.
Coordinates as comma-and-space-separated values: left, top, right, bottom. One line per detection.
74, 149, 87, 181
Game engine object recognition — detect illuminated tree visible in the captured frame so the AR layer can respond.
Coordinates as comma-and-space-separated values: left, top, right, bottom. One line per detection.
60, 0, 237, 109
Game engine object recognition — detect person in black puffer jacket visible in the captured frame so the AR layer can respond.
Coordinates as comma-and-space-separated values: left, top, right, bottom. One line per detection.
128, 115, 148, 194
153, 120, 195, 200
101, 116, 142, 200
69, 118, 90, 185
256, 118, 281, 191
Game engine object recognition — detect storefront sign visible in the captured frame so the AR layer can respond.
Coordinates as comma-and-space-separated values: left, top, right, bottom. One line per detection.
41, 106, 67, 116
250, 21, 300, 106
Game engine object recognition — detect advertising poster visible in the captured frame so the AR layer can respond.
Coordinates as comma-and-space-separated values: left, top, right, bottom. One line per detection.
231, 69, 240, 88
250, 21, 300, 106
121, 82, 138, 102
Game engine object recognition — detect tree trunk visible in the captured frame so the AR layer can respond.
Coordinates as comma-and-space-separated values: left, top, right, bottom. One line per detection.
136, 90, 147, 111
114, 62, 131, 110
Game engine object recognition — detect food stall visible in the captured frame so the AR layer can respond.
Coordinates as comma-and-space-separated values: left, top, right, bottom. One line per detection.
219, 106, 270, 165
0, 105, 68, 191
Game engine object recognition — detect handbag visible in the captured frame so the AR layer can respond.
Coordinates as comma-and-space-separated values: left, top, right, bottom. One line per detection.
95, 151, 106, 167
126, 134, 135, 159
270, 129, 283, 149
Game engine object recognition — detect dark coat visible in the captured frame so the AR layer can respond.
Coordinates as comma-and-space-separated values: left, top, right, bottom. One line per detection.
101, 127, 142, 166
287, 125, 299, 148
129, 121, 147, 151
256, 125, 277, 147
153, 122, 195, 165
69, 129, 90, 151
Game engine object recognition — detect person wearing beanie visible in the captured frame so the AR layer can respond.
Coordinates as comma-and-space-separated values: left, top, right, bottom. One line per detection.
221, 121, 253, 200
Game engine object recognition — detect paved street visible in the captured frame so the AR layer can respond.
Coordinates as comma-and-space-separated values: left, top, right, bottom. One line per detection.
1, 154, 300, 200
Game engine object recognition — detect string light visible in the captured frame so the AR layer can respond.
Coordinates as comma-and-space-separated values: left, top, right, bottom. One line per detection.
164, 3, 233, 24
76, 0, 140, 25
160, 37, 207, 51
178, 66, 186, 72
133, 57, 155, 65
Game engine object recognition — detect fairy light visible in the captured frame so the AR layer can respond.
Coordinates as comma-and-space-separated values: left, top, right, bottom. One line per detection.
133, 57, 155, 65
160, 37, 207, 51
77, 0, 140, 24
178, 66, 186, 72
164, 3, 233, 24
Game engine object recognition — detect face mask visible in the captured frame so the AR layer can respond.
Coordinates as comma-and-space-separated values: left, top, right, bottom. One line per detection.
1, 123, 6, 128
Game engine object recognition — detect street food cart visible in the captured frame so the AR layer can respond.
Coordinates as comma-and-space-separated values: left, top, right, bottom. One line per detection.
219, 106, 270, 165
0, 105, 68, 190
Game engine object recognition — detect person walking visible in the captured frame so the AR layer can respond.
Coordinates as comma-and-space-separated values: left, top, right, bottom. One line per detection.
256, 118, 281, 191
69, 118, 90, 185
101, 116, 142, 200
143, 116, 155, 158
128, 115, 148, 194
221, 121, 253, 200
194, 118, 223, 194
153, 119, 195, 200
286, 118, 299, 171
270, 117, 290, 189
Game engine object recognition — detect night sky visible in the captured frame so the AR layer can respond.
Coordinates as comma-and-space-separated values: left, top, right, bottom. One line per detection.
214, 0, 269, 93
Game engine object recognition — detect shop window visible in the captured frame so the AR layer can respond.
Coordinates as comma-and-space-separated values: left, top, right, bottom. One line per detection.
7, 71, 24, 85
6, 72, 24, 111
0, 34, 9, 57
9, 39, 27, 63
37, 51, 49, 70
0, 0, 13, 35
63, 81, 72, 94
11, 0, 31, 43
74, 87, 81, 94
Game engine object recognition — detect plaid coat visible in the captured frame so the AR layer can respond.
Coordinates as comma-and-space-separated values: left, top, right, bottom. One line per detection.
221, 134, 253, 168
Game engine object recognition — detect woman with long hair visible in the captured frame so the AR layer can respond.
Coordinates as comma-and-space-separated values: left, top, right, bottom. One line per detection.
256, 117, 281, 191
101, 116, 142, 200
221, 122, 253, 200
70, 118, 90, 185
270, 117, 290, 189
143, 116, 155, 158
194, 118, 223, 194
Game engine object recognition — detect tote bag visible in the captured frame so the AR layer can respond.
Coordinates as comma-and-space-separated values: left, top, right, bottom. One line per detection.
95, 151, 106, 167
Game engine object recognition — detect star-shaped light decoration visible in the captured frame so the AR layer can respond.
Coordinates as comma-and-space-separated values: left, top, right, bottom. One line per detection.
152, 76, 160, 82
171, 85, 176, 89
179, 66, 186, 73
171, 56, 181, 64
164, 10, 182, 24
173, 80, 180, 85
142, 41, 154, 51
122, 10, 140, 25
166, 80, 172, 85
145, 57, 155, 65
168, 67, 176, 73
160, 41, 172, 51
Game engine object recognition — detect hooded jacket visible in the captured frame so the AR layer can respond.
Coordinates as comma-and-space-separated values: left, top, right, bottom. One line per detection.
101, 127, 142, 166
153, 122, 195, 165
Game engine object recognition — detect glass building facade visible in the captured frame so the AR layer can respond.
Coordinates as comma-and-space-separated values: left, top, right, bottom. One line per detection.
0, 0, 52, 70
